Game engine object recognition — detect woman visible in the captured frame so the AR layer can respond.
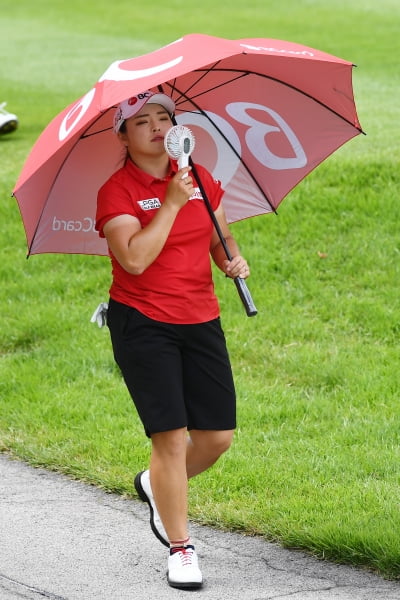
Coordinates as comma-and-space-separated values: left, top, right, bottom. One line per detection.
96, 90, 250, 589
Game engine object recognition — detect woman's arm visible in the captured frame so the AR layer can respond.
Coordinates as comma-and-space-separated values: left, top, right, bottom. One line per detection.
103, 168, 193, 274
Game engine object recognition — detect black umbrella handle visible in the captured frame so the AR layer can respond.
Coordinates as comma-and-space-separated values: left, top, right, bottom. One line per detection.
234, 277, 258, 317
189, 159, 257, 317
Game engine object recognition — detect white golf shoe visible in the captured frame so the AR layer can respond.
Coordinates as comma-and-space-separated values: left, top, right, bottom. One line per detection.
0, 102, 18, 135
134, 470, 169, 547
167, 545, 203, 589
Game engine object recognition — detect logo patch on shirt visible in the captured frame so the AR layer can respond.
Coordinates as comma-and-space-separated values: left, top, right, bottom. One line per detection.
189, 187, 203, 201
138, 198, 162, 210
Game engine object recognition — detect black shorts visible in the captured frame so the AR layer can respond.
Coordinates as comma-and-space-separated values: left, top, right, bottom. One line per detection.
107, 299, 236, 437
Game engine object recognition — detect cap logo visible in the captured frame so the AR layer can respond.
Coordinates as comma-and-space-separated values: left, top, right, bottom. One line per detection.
128, 92, 152, 106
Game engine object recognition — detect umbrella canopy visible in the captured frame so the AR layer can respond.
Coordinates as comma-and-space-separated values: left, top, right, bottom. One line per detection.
13, 33, 363, 256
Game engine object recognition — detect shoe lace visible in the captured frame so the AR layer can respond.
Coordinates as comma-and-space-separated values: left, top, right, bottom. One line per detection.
171, 546, 194, 566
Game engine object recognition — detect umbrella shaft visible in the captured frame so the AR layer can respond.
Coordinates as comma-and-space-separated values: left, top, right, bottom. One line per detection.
189, 159, 257, 318
189, 159, 233, 260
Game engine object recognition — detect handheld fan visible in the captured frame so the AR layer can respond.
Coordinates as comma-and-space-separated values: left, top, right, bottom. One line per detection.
164, 125, 195, 169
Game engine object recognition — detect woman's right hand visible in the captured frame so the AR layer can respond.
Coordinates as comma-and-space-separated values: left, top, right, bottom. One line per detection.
164, 167, 194, 210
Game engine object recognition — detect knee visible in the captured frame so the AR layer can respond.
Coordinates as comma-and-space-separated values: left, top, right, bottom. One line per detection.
197, 430, 234, 461
151, 428, 188, 459
213, 431, 234, 457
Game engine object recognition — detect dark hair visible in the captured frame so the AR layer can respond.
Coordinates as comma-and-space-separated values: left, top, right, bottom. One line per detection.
119, 120, 127, 134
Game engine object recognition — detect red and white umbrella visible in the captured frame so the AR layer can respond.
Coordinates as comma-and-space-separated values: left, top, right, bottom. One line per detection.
13, 33, 363, 257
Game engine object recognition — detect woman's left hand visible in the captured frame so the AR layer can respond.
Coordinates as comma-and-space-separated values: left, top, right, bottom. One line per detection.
223, 255, 250, 279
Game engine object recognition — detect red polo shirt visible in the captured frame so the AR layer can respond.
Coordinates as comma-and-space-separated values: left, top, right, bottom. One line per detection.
96, 158, 223, 324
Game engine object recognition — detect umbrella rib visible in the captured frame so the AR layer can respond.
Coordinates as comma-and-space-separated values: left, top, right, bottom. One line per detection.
81, 125, 113, 139
176, 75, 249, 110
167, 64, 249, 109
190, 67, 363, 132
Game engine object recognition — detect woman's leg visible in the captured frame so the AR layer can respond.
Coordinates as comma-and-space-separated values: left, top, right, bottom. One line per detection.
186, 429, 234, 479
149, 428, 234, 540
150, 427, 190, 543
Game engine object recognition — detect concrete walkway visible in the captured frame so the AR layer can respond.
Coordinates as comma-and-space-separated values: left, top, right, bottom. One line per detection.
0, 454, 399, 599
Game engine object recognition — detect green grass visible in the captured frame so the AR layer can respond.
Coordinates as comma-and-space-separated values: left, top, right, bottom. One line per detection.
1, 0, 400, 580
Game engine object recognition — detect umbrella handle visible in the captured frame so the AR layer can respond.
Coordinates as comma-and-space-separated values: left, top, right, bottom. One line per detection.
189, 159, 257, 317
234, 277, 258, 317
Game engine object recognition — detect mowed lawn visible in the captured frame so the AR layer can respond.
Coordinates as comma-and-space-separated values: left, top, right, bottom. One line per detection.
1, 0, 400, 579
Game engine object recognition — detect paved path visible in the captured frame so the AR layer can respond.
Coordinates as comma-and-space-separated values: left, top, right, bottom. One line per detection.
0, 454, 399, 599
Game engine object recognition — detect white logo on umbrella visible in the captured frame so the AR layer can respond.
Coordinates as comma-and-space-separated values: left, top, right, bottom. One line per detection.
177, 102, 307, 190
226, 102, 307, 170
59, 88, 96, 142
58, 57, 184, 142
98, 57, 183, 82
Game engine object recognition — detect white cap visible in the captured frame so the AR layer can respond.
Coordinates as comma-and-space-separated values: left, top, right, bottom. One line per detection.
113, 91, 175, 133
